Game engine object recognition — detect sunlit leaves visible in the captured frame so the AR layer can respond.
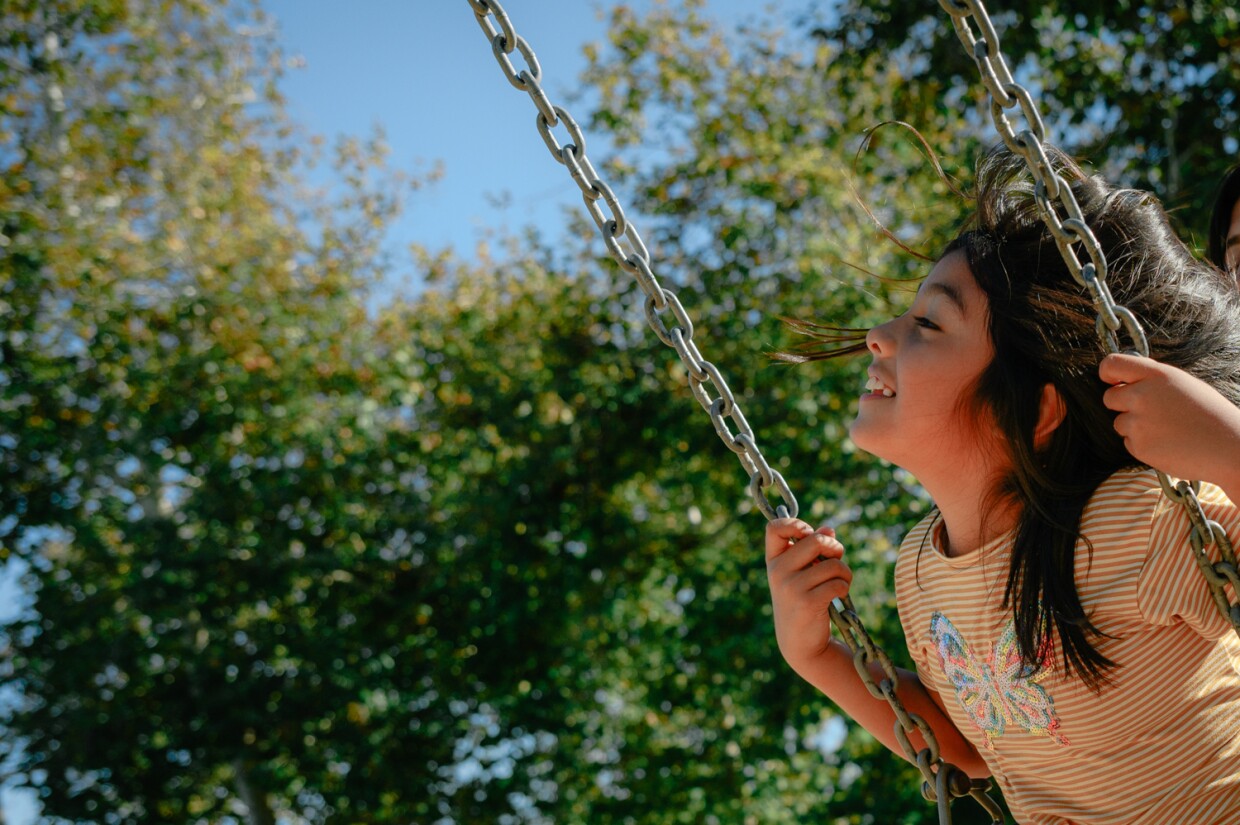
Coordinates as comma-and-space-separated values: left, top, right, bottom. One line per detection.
0, 1, 1037, 823
810, 0, 1240, 236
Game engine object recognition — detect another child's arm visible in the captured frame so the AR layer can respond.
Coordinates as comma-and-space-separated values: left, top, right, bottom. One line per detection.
765, 518, 989, 777
1100, 353, 1240, 503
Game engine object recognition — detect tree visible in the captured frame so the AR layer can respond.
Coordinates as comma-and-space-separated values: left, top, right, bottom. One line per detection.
546, 1, 1239, 820
0, 0, 428, 821
2, 0, 955, 820
16, 0, 1232, 822
802, 0, 1240, 238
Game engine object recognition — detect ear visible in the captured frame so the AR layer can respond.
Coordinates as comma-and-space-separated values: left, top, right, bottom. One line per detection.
1033, 382, 1067, 450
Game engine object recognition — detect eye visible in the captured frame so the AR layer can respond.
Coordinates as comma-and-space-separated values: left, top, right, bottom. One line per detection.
913, 315, 940, 331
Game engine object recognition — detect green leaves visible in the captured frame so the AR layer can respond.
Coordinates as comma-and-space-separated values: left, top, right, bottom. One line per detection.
811, 0, 1240, 236
6, 0, 1227, 822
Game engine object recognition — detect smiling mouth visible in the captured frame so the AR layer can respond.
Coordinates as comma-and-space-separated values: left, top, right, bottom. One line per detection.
864, 376, 895, 397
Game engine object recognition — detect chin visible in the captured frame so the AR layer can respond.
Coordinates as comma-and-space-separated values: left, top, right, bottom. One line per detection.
847, 421, 887, 462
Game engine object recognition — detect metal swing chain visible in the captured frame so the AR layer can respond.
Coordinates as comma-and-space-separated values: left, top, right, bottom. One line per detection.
466, 2, 1003, 824
938, 0, 1240, 639
466, 0, 795, 522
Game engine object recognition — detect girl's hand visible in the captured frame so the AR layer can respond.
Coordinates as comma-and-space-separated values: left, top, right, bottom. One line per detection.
765, 518, 852, 673
765, 519, 987, 778
1100, 353, 1240, 497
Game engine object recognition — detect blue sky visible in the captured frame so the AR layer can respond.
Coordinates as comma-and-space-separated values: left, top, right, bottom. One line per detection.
0, 3, 793, 822
265, 0, 780, 276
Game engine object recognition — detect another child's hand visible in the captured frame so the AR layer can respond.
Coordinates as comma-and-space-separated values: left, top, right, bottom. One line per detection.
1100, 353, 1240, 496
765, 518, 852, 673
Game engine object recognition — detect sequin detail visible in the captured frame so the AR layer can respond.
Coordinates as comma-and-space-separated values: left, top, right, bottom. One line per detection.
928, 612, 1069, 750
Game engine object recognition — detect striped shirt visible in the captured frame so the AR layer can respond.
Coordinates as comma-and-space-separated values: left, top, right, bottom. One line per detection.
895, 468, 1240, 824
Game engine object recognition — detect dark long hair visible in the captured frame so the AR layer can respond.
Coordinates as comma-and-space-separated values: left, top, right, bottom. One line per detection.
1207, 163, 1240, 272
788, 146, 1240, 690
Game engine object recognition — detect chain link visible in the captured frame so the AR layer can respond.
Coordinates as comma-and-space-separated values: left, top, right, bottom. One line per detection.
471, 1, 1239, 821
939, 0, 1240, 641
830, 595, 1000, 823
467, 2, 1008, 823
467, 0, 796, 523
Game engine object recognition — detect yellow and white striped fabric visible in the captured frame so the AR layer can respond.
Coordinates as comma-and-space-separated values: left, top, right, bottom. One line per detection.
895, 467, 1240, 824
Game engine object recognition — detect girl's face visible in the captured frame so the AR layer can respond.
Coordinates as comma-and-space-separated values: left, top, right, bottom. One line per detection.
849, 251, 999, 478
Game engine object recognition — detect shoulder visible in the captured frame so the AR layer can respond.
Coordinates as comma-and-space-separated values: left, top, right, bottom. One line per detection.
894, 510, 946, 600
1087, 466, 1164, 507
1077, 466, 1240, 556
1130, 469, 1239, 546
1133, 469, 1239, 636
1084, 466, 1236, 511
895, 511, 941, 569
1080, 467, 1171, 539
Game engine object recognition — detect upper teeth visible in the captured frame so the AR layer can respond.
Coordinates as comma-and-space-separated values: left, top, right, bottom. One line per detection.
866, 376, 894, 397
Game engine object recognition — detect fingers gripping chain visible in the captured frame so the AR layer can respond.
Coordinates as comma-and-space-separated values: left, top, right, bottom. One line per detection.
468, 1, 1002, 822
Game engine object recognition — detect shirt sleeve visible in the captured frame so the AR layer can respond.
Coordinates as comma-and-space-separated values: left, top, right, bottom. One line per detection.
1137, 482, 1240, 640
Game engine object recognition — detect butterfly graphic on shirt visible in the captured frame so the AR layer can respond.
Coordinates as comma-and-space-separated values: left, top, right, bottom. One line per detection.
928, 611, 1069, 750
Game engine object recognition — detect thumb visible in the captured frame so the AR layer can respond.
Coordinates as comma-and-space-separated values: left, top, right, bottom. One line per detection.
1099, 352, 1154, 386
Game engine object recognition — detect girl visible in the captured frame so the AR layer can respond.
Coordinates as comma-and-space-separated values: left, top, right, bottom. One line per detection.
766, 147, 1240, 824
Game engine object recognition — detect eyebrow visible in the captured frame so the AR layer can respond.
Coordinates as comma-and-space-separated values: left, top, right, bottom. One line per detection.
920, 281, 968, 314
1227, 233, 1240, 251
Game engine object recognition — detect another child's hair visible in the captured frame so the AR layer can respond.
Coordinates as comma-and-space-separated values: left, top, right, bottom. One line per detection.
784, 146, 1240, 689
1207, 163, 1240, 272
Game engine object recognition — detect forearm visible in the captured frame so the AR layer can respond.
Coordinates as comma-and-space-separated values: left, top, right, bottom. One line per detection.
1215, 465, 1240, 509
1204, 416, 1240, 504
788, 639, 990, 778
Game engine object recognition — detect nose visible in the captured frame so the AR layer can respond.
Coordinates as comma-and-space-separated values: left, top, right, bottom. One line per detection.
865, 319, 894, 356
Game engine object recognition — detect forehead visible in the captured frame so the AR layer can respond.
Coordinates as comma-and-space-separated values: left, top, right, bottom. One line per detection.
919, 250, 983, 311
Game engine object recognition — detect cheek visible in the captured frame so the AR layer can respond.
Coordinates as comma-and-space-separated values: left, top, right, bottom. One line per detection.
926, 357, 994, 437
952, 382, 1015, 463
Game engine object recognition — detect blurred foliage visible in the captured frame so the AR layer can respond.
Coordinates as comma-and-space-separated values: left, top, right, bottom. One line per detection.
800, 0, 1240, 240
0, 0, 1233, 823
0, 0, 429, 821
